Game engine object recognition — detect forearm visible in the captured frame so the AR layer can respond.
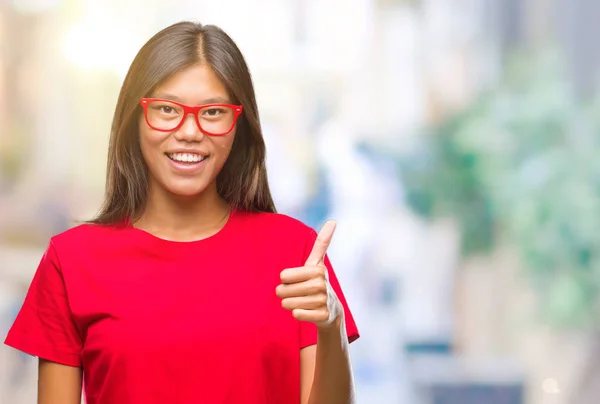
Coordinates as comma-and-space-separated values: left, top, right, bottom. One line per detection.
308, 316, 356, 404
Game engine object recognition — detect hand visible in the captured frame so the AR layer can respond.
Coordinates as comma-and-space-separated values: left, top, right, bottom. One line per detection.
276, 220, 344, 329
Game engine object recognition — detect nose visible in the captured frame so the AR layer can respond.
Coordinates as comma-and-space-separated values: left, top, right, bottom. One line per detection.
173, 113, 204, 142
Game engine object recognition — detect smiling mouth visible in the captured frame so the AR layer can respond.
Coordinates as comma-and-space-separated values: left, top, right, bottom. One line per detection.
166, 153, 208, 164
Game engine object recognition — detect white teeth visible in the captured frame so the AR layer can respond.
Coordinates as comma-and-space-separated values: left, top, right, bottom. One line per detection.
168, 153, 205, 163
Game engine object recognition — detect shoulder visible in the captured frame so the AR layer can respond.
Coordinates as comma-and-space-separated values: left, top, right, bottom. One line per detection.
51, 222, 124, 243
49, 222, 126, 256
236, 211, 311, 230
232, 211, 319, 262
234, 211, 316, 239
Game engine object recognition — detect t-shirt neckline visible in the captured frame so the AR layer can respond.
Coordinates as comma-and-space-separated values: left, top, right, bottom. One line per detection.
125, 208, 238, 247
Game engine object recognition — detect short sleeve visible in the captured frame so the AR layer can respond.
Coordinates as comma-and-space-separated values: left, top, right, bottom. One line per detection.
4, 241, 82, 367
299, 228, 360, 349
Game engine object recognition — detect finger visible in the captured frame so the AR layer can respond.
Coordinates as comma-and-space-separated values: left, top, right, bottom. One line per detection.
292, 308, 330, 324
280, 294, 328, 311
280, 265, 325, 284
275, 277, 327, 299
305, 220, 336, 266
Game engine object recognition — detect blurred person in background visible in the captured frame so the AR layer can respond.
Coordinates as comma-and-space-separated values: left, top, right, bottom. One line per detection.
3, 21, 359, 404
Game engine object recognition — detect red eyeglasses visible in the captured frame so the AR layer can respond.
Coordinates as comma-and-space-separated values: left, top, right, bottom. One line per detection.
140, 98, 243, 136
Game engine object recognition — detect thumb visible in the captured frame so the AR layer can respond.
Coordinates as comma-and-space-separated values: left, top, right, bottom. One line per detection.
304, 220, 336, 266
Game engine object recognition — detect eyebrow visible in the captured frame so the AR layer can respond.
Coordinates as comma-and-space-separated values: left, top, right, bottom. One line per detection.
152, 93, 232, 104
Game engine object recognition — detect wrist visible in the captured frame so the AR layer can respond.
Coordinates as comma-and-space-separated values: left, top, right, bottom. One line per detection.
316, 315, 349, 353
317, 313, 344, 334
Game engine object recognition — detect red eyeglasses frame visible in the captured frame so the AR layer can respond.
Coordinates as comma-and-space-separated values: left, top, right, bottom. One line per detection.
139, 98, 243, 136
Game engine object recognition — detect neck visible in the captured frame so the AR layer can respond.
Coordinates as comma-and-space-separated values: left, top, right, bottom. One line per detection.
134, 182, 231, 242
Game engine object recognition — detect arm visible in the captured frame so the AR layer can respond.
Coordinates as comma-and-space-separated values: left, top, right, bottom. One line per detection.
3, 242, 84, 403
38, 359, 83, 404
300, 317, 355, 404
278, 221, 359, 404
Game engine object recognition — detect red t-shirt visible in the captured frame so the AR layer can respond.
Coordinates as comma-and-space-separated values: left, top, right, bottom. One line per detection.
4, 210, 359, 403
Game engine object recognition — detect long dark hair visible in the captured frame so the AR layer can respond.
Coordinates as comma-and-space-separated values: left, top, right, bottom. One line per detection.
91, 21, 276, 225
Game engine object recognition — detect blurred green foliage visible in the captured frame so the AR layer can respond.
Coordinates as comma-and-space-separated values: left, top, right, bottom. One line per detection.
400, 50, 600, 330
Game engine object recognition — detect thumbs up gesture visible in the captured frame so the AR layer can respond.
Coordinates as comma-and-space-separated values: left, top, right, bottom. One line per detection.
276, 221, 344, 329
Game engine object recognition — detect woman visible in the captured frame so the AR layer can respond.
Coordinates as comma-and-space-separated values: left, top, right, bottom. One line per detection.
4, 21, 359, 404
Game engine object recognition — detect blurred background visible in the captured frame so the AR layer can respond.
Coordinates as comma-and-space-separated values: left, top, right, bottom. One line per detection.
1, 0, 600, 403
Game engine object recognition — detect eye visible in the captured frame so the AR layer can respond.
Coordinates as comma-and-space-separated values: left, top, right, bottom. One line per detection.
148, 102, 179, 115
202, 108, 224, 117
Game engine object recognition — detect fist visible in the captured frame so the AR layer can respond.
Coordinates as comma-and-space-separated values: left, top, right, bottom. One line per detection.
276, 221, 343, 328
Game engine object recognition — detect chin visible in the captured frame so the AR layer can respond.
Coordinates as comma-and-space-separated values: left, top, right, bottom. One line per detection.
166, 185, 210, 198
155, 176, 210, 197
149, 171, 216, 199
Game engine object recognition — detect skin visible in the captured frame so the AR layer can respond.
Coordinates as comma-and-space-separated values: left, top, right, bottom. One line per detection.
278, 221, 356, 404
38, 360, 82, 404
134, 63, 235, 241
38, 63, 354, 403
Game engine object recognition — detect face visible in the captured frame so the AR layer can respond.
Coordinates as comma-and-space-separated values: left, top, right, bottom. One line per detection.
138, 63, 237, 198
